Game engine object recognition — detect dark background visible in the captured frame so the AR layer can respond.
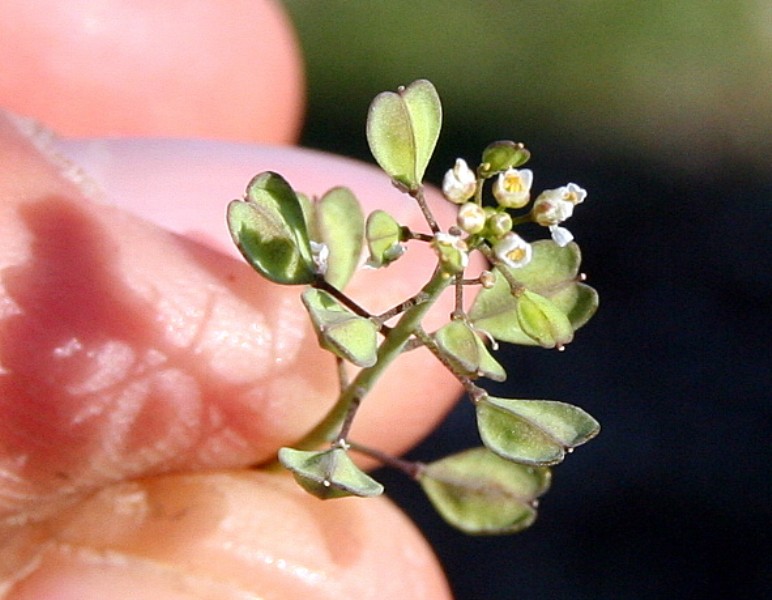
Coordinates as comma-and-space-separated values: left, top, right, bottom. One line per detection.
281, 2, 770, 598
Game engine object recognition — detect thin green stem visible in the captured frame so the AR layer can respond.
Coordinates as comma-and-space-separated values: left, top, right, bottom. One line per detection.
335, 356, 349, 393
473, 175, 486, 206
409, 186, 440, 233
510, 213, 534, 226
402, 227, 434, 243
452, 273, 465, 319
290, 267, 453, 451
478, 243, 525, 297
313, 277, 373, 319
347, 440, 423, 479
376, 291, 430, 324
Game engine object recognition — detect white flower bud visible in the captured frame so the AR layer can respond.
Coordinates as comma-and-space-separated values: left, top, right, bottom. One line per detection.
479, 270, 496, 288
442, 158, 477, 204
492, 168, 533, 209
457, 202, 486, 234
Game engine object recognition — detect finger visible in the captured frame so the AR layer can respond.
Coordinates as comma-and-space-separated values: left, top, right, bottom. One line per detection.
0, 115, 465, 524
0, 0, 304, 142
4, 470, 451, 600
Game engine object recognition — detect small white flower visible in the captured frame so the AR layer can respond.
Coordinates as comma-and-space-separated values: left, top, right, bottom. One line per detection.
442, 158, 477, 204
310, 241, 330, 275
457, 202, 486, 234
549, 225, 574, 247
493, 232, 532, 269
532, 188, 575, 226
493, 168, 533, 209
533, 183, 587, 244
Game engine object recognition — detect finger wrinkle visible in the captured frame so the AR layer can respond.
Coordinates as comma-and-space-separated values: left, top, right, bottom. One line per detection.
0, 195, 260, 519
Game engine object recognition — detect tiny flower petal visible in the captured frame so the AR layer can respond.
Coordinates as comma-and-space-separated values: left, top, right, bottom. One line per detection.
363, 242, 406, 269
457, 202, 486, 234
493, 168, 533, 209
562, 182, 587, 205
493, 232, 532, 269
310, 241, 330, 275
442, 158, 477, 204
549, 225, 574, 247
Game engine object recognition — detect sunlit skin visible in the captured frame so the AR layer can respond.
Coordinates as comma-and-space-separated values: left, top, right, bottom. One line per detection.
0, 2, 456, 597
0, 0, 304, 142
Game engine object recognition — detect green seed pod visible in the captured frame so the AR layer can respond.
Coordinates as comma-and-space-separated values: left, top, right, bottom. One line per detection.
516, 290, 574, 349
476, 396, 600, 465
366, 79, 442, 190
227, 172, 316, 285
480, 141, 530, 177
279, 447, 384, 500
419, 447, 551, 534
365, 209, 405, 268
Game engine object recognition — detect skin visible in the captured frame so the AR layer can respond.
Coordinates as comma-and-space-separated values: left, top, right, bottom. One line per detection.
0, 0, 304, 142
0, 1, 457, 597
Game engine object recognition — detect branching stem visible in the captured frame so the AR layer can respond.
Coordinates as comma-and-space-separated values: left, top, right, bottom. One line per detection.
313, 277, 373, 318
409, 186, 440, 233
375, 291, 430, 324
290, 267, 453, 451
412, 326, 484, 399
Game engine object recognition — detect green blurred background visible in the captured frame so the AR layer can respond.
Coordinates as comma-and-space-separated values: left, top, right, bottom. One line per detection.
285, 0, 771, 176
281, 2, 770, 599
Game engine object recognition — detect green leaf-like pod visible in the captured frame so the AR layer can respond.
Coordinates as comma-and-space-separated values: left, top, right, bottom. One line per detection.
227, 172, 316, 285
469, 240, 598, 347
434, 320, 506, 382
549, 282, 599, 331
419, 447, 551, 534
366, 79, 442, 190
480, 141, 531, 177
365, 209, 405, 268
516, 290, 574, 349
315, 187, 364, 290
477, 396, 600, 466
279, 447, 384, 500
302, 288, 378, 367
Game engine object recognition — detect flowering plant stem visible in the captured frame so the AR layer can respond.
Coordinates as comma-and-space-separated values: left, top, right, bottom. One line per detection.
231, 80, 600, 533
291, 267, 453, 451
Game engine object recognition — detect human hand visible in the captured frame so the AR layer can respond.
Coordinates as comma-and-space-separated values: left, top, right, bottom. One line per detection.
0, 2, 457, 597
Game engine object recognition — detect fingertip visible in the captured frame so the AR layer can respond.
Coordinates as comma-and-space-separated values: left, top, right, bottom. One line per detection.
0, 0, 304, 142
8, 471, 452, 600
